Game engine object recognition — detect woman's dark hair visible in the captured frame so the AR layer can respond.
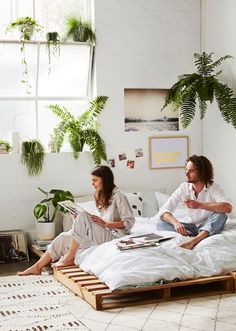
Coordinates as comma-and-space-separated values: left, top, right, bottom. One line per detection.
187, 155, 214, 186
91, 165, 116, 209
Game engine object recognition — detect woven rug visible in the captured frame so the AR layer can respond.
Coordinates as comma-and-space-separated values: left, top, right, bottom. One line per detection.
0, 275, 90, 331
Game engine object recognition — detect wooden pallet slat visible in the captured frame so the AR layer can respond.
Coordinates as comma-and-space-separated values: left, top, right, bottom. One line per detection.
53, 265, 236, 311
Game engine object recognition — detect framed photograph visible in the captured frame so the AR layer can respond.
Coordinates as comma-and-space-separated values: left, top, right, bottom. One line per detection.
149, 136, 189, 169
0, 230, 29, 263
124, 88, 179, 132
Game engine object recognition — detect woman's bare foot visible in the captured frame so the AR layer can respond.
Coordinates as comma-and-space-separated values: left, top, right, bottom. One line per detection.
17, 264, 42, 276
179, 240, 195, 250
52, 258, 75, 268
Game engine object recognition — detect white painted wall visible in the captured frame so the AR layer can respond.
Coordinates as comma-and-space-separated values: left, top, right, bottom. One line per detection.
94, 0, 202, 193
203, 0, 236, 215
0, 0, 202, 237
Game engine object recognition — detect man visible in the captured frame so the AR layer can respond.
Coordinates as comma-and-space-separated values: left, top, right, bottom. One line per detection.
156, 155, 232, 249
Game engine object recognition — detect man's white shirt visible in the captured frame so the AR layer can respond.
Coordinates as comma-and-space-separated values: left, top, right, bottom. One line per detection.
158, 182, 231, 225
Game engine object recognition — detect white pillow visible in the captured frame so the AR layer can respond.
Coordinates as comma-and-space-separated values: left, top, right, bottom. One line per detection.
125, 192, 143, 217
155, 191, 170, 208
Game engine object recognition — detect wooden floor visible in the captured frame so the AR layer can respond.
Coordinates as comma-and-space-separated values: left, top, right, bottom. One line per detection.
54, 266, 236, 310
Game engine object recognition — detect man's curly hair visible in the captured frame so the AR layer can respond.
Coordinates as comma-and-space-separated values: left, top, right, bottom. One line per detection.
187, 155, 214, 186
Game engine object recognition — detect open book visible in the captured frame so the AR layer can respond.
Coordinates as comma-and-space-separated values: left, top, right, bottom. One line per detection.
58, 200, 99, 216
116, 233, 174, 250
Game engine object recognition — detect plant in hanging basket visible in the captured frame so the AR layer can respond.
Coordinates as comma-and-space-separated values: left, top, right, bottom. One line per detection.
162, 52, 236, 129
20, 139, 45, 177
46, 31, 60, 74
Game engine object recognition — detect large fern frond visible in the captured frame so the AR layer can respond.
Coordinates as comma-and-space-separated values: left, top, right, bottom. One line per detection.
180, 92, 197, 128
214, 81, 234, 123
198, 97, 208, 119
84, 129, 107, 165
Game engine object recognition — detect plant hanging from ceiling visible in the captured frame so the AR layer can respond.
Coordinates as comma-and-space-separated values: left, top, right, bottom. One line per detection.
162, 52, 236, 129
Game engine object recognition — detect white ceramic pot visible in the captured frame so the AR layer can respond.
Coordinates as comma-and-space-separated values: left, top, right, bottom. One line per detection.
36, 222, 55, 241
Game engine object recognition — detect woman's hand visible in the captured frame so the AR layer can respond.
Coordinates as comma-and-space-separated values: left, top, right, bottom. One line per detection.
90, 215, 108, 228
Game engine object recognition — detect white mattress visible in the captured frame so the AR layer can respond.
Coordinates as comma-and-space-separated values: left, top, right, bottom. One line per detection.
75, 218, 236, 290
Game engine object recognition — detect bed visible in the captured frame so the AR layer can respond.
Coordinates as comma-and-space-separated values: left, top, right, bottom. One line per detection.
54, 190, 236, 310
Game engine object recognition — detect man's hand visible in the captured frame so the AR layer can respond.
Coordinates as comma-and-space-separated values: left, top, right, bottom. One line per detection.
90, 215, 107, 227
173, 220, 188, 236
184, 199, 202, 209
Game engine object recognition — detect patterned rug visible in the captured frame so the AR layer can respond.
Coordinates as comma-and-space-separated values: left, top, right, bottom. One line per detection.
0, 275, 90, 331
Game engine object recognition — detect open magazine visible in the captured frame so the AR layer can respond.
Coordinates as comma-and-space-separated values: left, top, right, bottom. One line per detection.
58, 200, 99, 216
116, 233, 174, 251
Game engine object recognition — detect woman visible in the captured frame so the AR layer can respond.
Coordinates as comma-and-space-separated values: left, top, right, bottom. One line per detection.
18, 165, 135, 275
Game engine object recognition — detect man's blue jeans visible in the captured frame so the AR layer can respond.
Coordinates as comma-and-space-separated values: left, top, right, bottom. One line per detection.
156, 213, 227, 236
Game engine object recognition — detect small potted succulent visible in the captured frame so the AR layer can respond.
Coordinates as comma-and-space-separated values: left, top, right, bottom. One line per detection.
34, 187, 74, 240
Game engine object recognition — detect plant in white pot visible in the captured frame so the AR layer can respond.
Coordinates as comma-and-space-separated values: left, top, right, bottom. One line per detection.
34, 187, 74, 240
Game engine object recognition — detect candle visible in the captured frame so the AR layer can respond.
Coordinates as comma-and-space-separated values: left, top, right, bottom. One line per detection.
10, 131, 20, 153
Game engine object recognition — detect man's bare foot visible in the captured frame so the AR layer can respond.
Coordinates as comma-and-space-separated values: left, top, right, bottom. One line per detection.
52, 258, 74, 268
17, 264, 42, 276
180, 240, 195, 250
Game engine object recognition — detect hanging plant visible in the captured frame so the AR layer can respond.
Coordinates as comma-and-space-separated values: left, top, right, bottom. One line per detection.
20, 139, 45, 177
0, 140, 12, 154
6, 16, 42, 93
46, 32, 60, 74
162, 52, 236, 129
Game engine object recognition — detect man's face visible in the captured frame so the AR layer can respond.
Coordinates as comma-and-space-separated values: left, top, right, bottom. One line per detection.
185, 161, 199, 183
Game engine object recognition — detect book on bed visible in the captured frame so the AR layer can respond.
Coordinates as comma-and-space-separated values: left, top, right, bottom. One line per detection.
116, 233, 174, 250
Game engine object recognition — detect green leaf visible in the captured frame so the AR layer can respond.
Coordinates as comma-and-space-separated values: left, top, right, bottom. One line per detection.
33, 204, 47, 220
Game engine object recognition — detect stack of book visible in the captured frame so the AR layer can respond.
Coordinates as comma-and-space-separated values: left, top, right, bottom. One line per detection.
32, 239, 53, 251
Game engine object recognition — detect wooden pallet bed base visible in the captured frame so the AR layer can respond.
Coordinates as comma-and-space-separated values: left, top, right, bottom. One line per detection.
53, 266, 236, 310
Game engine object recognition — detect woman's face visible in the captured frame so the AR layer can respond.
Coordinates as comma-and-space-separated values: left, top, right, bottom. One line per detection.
91, 175, 103, 192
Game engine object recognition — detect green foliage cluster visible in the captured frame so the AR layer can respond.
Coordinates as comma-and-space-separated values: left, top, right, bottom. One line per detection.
20, 140, 45, 177
64, 16, 96, 43
162, 52, 236, 129
0, 140, 12, 152
34, 187, 74, 223
49, 96, 108, 165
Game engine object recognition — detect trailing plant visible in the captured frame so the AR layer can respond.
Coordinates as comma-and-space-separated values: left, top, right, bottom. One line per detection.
34, 187, 74, 223
49, 95, 108, 165
162, 52, 236, 129
64, 16, 96, 43
20, 139, 45, 177
0, 140, 12, 153
6, 16, 42, 93
46, 32, 60, 74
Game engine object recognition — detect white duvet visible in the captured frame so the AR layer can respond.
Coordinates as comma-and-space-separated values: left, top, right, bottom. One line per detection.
75, 218, 236, 290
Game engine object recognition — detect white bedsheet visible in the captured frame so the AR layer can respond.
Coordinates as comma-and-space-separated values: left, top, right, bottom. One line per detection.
75, 218, 236, 290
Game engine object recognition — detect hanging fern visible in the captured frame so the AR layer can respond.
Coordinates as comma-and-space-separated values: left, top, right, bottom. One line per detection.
162, 52, 236, 129
20, 139, 45, 177
49, 96, 109, 165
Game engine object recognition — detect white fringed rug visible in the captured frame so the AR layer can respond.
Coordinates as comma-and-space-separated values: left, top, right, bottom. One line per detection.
0, 275, 89, 331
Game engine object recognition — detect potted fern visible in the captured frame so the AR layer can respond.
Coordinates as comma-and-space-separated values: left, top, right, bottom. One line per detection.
20, 139, 45, 177
162, 52, 236, 129
34, 187, 74, 240
64, 16, 96, 43
49, 95, 108, 165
